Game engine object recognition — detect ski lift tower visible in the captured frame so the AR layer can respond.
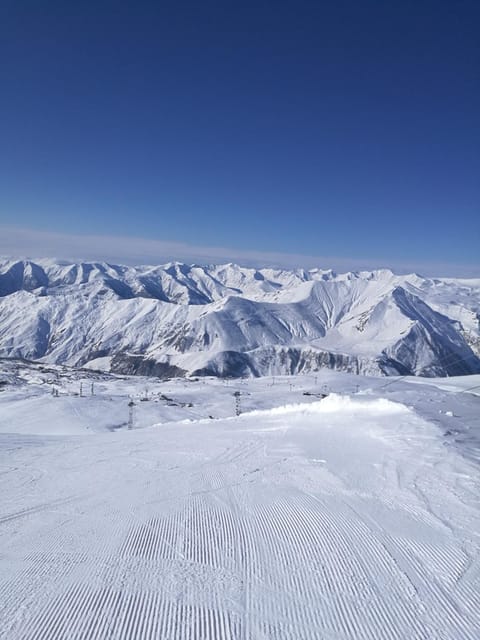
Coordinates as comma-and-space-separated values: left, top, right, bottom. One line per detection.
128, 400, 135, 430
233, 391, 241, 416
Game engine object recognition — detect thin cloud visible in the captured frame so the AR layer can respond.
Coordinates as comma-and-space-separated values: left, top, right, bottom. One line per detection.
0, 225, 478, 278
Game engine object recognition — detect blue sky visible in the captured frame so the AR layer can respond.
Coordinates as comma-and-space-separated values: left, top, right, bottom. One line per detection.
0, 0, 478, 274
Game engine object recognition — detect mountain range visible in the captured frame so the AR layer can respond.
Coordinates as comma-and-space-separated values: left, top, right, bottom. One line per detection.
1, 258, 479, 378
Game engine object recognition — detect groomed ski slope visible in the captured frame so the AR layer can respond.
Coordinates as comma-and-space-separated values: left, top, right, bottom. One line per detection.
1, 378, 480, 639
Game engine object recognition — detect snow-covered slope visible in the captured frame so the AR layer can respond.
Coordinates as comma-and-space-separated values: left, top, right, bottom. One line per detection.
0, 258, 479, 378
1, 367, 480, 638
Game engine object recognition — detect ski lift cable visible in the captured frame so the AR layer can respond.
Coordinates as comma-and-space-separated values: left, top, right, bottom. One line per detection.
378, 349, 480, 391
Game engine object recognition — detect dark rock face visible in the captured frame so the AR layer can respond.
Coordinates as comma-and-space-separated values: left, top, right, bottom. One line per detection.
191, 351, 259, 378
110, 353, 186, 379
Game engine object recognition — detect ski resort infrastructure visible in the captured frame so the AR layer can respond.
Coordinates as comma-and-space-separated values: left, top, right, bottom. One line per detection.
1, 258, 480, 638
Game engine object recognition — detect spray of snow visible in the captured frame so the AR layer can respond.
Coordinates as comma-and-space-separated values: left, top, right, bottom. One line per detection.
244, 393, 409, 419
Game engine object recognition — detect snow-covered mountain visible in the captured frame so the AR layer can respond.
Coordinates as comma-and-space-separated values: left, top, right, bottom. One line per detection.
1, 257, 479, 378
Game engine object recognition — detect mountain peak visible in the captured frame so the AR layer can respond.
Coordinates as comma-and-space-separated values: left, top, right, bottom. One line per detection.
0, 257, 479, 378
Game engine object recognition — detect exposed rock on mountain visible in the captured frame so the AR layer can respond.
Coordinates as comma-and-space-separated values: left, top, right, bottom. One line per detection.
1, 258, 479, 378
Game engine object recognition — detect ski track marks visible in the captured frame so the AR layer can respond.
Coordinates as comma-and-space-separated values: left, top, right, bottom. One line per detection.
1, 414, 480, 639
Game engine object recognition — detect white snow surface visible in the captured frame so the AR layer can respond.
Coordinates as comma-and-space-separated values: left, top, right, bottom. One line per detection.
0, 258, 479, 378
1, 362, 480, 638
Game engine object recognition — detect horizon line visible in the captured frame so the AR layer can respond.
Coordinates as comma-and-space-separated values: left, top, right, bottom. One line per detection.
0, 225, 478, 279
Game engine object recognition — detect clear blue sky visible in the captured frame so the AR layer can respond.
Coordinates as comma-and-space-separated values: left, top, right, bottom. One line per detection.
0, 0, 478, 272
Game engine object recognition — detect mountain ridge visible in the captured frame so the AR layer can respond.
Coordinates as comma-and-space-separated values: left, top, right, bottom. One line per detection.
0, 257, 479, 378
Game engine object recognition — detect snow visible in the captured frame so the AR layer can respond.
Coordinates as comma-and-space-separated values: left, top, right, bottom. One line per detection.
247, 394, 409, 418
1, 258, 479, 378
1, 362, 479, 638
82, 356, 113, 371
404, 373, 480, 395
